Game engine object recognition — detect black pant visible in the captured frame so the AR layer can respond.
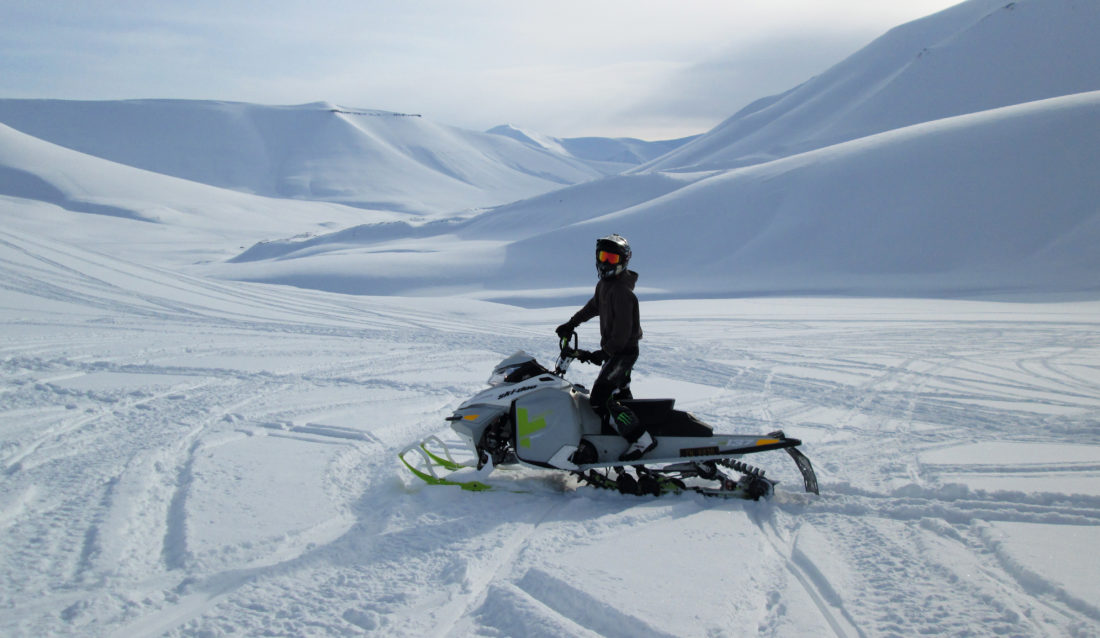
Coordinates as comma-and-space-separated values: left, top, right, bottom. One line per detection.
590, 348, 644, 441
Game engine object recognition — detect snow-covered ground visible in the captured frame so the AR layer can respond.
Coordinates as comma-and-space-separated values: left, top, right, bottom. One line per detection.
3, 0, 1100, 635
2, 230, 1098, 637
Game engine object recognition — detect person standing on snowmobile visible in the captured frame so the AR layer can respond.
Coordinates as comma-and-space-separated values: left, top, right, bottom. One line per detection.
556, 234, 656, 462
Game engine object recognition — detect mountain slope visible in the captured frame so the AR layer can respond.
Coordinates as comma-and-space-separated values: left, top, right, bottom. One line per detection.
215, 91, 1100, 300
3, 0, 1098, 301
0, 99, 603, 216
0, 121, 376, 265
642, 0, 1100, 172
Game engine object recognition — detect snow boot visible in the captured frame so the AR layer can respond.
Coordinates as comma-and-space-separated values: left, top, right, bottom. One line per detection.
619, 431, 657, 462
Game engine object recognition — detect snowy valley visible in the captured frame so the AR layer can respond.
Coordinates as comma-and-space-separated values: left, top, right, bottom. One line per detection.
2, 0, 1099, 636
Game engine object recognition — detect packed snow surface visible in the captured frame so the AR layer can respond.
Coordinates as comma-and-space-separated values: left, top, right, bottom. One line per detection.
2, 231, 1099, 637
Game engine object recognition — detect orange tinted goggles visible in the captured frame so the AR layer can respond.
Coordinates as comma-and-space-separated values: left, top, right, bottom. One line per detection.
597, 250, 622, 265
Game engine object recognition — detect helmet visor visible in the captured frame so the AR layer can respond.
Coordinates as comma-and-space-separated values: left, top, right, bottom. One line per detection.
597, 250, 622, 265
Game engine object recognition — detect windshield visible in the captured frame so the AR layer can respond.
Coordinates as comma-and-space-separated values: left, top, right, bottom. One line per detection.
488, 351, 542, 386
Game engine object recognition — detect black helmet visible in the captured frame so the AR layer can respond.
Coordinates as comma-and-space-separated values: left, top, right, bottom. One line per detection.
595, 234, 631, 279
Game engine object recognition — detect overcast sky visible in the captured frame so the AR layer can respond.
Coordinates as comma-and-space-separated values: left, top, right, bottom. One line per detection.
2, 0, 962, 139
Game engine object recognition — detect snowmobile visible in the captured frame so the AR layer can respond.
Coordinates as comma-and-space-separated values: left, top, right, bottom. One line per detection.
399, 335, 819, 500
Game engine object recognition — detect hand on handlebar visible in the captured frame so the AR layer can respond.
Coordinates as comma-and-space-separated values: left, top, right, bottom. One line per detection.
555, 332, 606, 367
574, 349, 607, 365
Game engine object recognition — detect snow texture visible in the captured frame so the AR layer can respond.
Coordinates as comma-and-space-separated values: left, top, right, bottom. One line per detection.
2, 0, 1099, 636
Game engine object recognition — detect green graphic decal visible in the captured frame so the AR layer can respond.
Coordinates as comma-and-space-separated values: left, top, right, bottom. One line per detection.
516, 407, 549, 449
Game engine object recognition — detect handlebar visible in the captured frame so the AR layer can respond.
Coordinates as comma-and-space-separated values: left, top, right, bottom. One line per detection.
559, 331, 578, 355
554, 331, 600, 375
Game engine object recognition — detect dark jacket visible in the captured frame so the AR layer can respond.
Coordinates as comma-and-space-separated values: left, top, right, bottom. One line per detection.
569, 270, 642, 356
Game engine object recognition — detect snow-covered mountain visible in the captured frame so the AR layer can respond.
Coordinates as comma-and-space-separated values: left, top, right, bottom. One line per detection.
1, 0, 1098, 302
641, 0, 1100, 172
214, 91, 1100, 301
487, 124, 698, 174
0, 99, 603, 216
209, 0, 1100, 301
0, 120, 380, 266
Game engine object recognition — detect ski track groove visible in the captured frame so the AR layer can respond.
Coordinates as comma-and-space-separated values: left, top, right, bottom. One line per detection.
438, 500, 565, 637
751, 507, 864, 638
642, 319, 1100, 637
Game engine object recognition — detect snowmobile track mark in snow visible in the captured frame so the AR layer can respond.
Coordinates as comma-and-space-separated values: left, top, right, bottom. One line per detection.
751, 509, 866, 638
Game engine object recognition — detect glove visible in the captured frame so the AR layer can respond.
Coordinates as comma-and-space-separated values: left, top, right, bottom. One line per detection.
588, 350, 608, 365
555, 322, 576, 339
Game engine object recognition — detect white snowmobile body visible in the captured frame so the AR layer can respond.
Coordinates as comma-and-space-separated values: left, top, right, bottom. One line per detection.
401, 345, 819, 499
450, 351, 802, 472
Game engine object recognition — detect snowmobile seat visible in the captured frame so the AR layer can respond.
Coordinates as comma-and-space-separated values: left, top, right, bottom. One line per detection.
621, 399, 713, 437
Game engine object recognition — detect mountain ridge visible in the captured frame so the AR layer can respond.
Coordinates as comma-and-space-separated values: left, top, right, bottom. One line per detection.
0, 99, 605, 216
